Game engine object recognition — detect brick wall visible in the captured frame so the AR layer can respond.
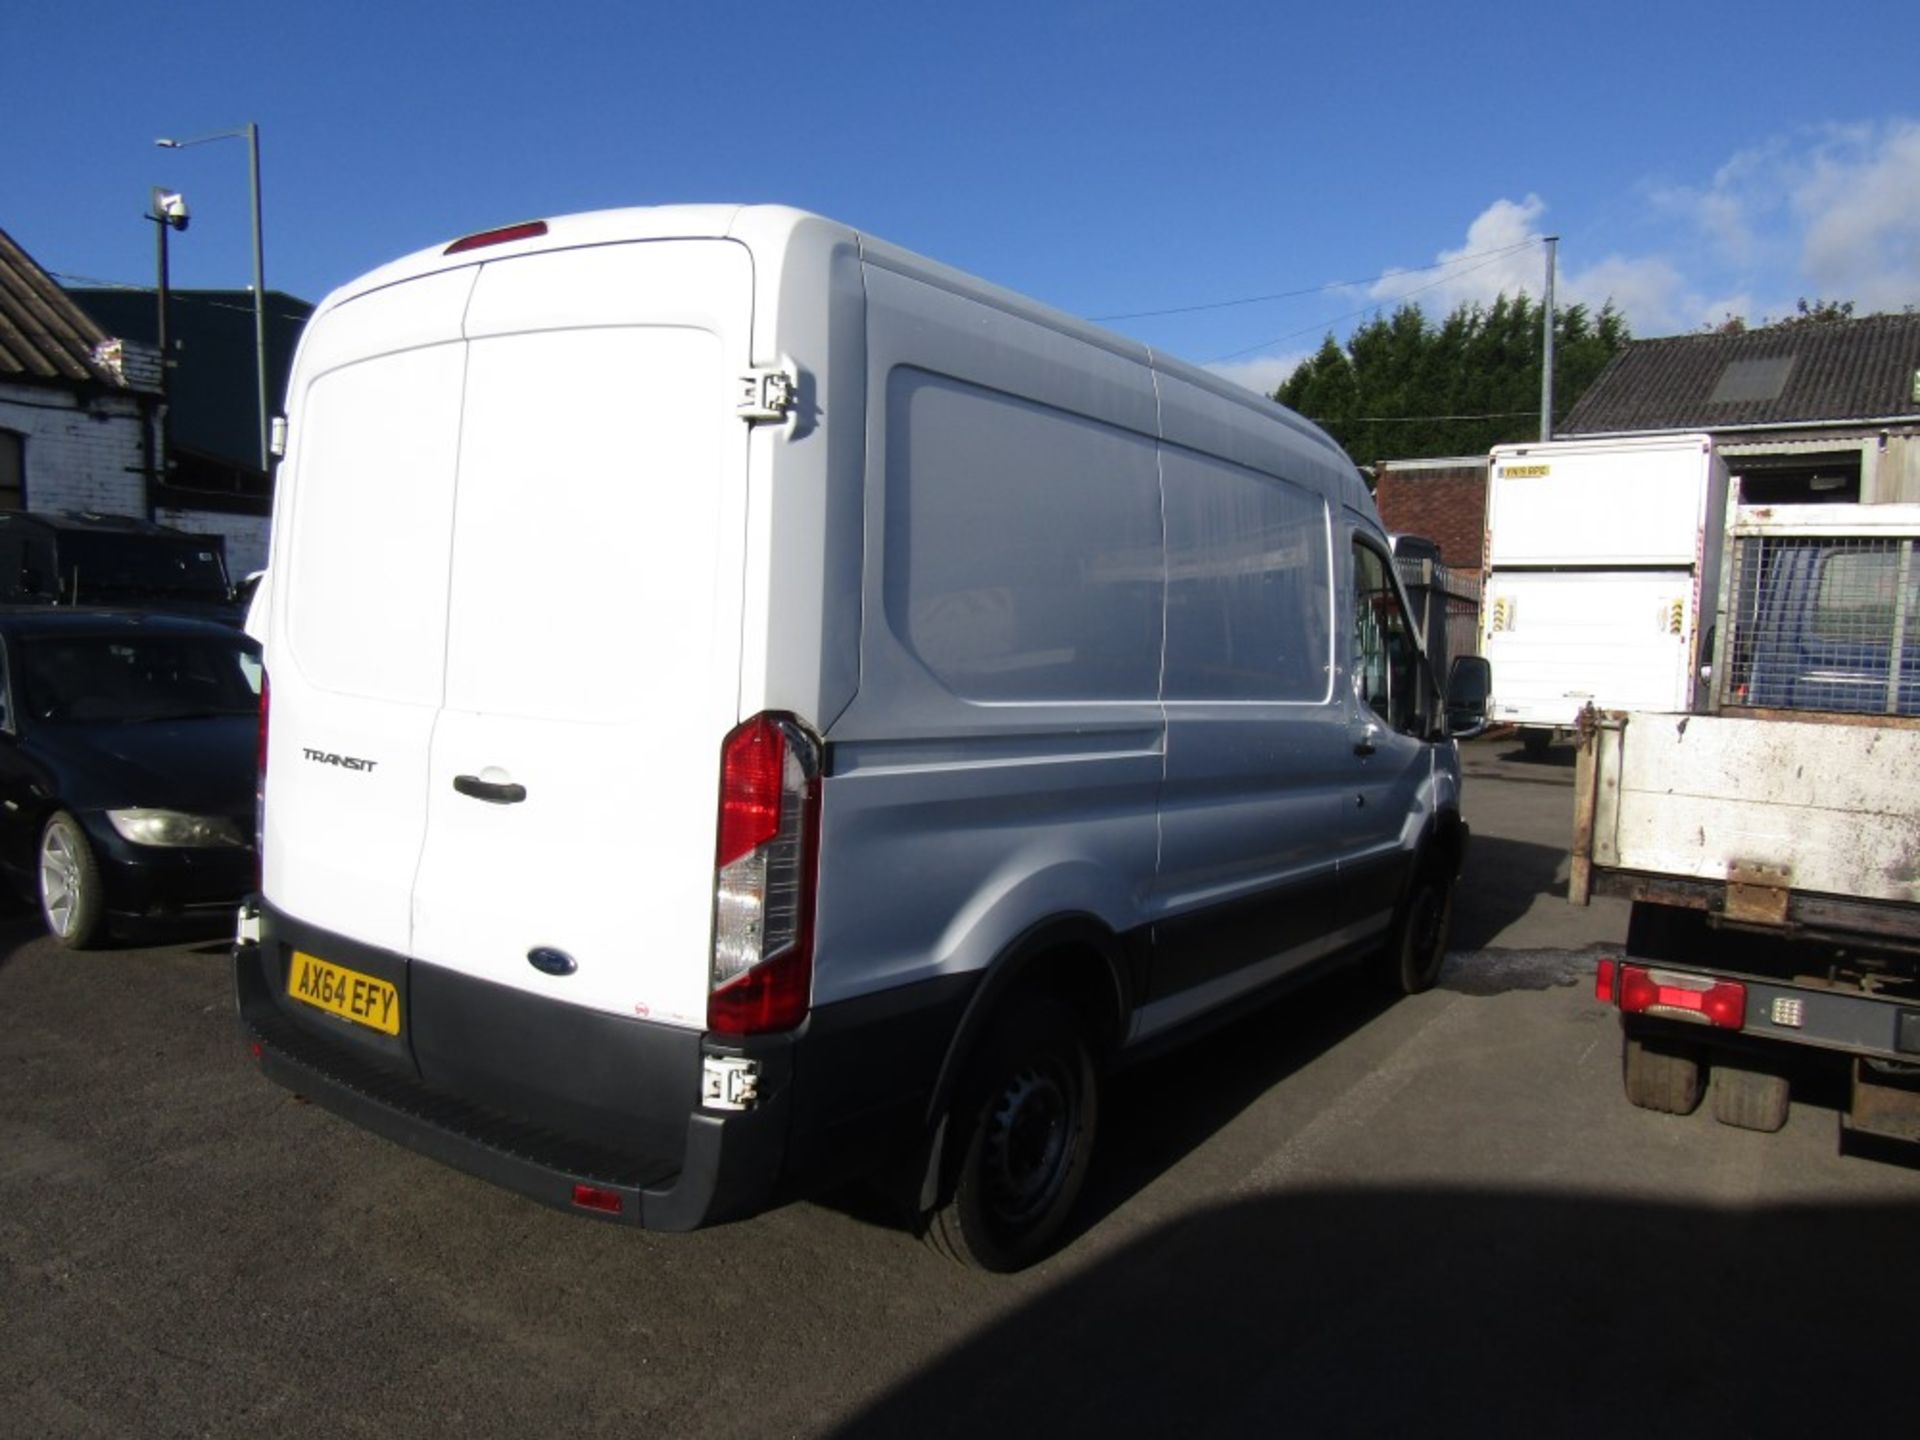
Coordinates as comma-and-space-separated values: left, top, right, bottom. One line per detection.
157, 508, 271, 575
2, 381, 272, 575
1373, 463, 1489, 570
0, 383, 148, 516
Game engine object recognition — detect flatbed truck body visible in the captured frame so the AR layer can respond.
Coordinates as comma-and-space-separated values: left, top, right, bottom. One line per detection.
1574, 502, 1920, 1139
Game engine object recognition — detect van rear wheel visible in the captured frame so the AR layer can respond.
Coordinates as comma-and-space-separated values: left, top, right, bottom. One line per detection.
926, 997, 1098, 1272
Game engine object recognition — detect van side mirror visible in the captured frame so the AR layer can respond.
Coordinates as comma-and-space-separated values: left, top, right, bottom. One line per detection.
1445, 655, 1492, 739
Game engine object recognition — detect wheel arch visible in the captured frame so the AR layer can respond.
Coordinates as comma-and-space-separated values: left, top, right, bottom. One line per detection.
1424, 804, 1469, 883
915, 912, 1130, 1211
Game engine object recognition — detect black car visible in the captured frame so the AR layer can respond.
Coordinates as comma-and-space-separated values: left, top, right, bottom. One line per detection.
0, 608, 260, 947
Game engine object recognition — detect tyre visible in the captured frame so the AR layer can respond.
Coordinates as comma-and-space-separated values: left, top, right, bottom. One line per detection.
40, 811, 106, 949
926, 997, 1099, 1272
1386, 869, 1455, 995
1711, 1063, 1790, 1132
1622, 1030, 1703, 1115
1521, 728, 1553, 759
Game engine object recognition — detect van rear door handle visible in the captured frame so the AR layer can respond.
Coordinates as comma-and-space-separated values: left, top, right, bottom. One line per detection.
453, 773, 527, 805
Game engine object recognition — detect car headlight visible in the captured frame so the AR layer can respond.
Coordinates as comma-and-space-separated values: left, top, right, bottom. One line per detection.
106, 808, 246, 849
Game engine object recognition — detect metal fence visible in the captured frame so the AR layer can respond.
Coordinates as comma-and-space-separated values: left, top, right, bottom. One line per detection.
1396, 556, 1483, 680
1719, 512, 1920, 717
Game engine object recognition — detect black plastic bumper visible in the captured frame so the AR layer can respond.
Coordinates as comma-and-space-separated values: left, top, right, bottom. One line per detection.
234, 905, 792, 1231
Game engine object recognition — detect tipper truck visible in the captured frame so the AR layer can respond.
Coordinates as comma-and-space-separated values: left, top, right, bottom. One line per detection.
1574, 498, 1920, 1140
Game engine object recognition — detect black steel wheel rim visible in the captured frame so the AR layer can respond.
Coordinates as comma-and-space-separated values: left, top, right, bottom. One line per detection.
983, 1060, 1075, 1228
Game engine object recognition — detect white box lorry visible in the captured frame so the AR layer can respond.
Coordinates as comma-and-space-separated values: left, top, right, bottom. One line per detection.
235, 205, 1491, 1270
1483, 435, 1728, 755
1574, 500, 1920, 1140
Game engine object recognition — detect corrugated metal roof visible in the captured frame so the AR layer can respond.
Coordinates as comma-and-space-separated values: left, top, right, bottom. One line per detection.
0, 224, 124, 389
1561, 313, 1920, 434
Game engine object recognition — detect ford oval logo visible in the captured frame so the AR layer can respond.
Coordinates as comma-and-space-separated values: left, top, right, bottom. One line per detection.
527, 947, 577, 977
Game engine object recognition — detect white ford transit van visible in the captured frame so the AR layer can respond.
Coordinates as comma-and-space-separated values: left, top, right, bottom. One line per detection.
237, 206, 1488, 1270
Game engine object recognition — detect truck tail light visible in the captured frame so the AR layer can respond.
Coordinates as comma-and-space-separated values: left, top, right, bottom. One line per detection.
1595, 956, 1617, 1003
708, 714, 820, 1036
1615, 963, 1746, 1030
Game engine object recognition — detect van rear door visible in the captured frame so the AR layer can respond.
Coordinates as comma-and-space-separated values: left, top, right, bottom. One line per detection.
271, 240, 753, 1030
267, 267, 478, 955
410, 241, 753, 1030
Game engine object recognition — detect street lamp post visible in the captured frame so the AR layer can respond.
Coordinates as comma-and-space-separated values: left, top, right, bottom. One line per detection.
155, 123, 269, 475
146, 188, 190, 496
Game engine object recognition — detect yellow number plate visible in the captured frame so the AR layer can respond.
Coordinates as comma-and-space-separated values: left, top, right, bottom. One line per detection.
287, 951, 401, 1036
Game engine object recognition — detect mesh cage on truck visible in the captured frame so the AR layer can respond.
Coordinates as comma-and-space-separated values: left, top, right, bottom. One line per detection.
1714, 503, 1920, 718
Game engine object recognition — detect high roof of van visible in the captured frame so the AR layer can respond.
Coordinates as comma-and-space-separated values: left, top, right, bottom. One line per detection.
312, 204, 1362, 501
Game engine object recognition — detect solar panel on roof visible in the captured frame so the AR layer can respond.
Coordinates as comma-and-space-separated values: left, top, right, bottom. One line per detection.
1709, 356, 1796, 404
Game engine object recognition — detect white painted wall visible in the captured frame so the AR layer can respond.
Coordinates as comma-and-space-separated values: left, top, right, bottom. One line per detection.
0, 382, 148, 515
1, 379, 272, 576
158, 507, 270, 575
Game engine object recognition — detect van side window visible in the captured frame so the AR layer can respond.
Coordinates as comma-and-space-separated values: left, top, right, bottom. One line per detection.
1352, 540, 1420, 735
886, 368, 1163, 703
1162, 450, 1331, 703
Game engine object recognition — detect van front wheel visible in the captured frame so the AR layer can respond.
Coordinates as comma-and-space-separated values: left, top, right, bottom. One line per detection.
927, 997, 1098, 1272
1388, 870, 1454, 995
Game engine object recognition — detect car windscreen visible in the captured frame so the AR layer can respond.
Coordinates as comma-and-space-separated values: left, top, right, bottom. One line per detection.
59, 533, 232, 602
16, 633, 262, 723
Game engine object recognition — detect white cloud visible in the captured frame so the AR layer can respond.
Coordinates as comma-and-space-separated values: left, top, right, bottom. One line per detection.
1368, 194, 1696, 335
1378, 120, 1920, 340
1561, 254, 1690, 334
1794, 120, 1920, 312
1216, 118, 1918, 365
1205, 350, 1312, 397
1650, 120, 1920, 322
1369, 195, 1551, 313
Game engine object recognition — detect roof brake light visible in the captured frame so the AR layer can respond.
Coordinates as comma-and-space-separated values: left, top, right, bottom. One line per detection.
444, 220, 549, 255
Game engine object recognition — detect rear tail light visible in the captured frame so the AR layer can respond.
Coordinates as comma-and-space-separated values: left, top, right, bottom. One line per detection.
1614, 962, 1746, 1030
1595, 956, 1617, 1003
708, 714, 820, 1036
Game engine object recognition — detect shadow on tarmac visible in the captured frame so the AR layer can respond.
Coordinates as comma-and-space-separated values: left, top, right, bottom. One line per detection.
827, 822, 1589, 1238
833, 1185, 1920, 1437
820, 963, 1399, 1243
1450, 832, 1574, 952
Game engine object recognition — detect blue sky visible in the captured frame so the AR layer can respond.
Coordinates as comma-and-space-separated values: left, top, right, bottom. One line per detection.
11, 0, 1918, 396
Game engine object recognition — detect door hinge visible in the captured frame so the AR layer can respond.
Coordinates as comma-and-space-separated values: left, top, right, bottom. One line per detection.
737, 366, 797, 424
702, 1054, 761, 1110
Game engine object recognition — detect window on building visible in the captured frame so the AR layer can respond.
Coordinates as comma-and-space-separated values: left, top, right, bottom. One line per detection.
0, 430, 23, 512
